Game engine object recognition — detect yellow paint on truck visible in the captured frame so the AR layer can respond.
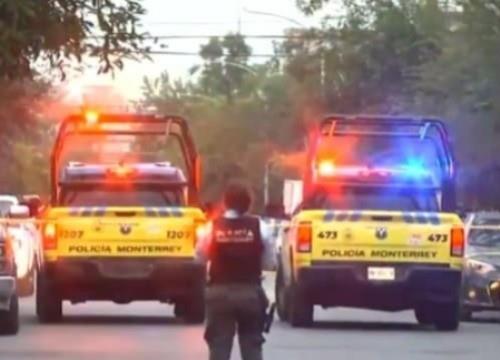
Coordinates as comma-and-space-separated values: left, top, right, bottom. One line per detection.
293, 210, 463, 270
43, 207, 204, 260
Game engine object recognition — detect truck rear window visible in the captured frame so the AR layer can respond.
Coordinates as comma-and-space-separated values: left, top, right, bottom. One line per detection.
61, 189, 183, 207
304, 188, 439, 212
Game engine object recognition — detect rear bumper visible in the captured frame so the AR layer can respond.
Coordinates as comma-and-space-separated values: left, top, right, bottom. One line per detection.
43, 258, 206, 302
0, 276, 16, 310
296, 263, 462, 311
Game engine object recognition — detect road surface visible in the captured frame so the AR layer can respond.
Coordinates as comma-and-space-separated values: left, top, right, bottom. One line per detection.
1, 275, 499, 360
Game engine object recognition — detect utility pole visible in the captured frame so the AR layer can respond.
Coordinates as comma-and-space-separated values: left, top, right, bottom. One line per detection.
237, 0, 242, 34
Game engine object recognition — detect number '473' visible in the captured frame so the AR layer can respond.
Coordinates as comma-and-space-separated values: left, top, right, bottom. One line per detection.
428, 234, 448, 243
318, 231, 337, 240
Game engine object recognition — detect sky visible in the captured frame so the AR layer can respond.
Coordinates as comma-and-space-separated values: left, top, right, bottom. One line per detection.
68, 0, 330, 101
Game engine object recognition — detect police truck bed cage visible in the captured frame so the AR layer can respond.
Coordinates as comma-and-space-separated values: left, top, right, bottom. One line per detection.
318, 114, 455, 177
51, 113, 201, 205
305, 113, 458, 211
321, 114, 451, 138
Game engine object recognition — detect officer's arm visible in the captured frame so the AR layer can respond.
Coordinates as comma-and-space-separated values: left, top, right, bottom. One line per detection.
260, 220, 277, 271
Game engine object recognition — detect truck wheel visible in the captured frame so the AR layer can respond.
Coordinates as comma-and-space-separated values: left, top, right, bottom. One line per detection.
275, 265, 289, 321
414, 305, 433, 326
433, 301, 460, 331
0, 295, 19, 335
36, 270, 62, 323
182, 292, 205, 324
288, 283, 313, 328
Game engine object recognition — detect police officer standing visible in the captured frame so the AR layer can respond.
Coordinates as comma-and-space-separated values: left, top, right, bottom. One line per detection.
196, 182, 275, 360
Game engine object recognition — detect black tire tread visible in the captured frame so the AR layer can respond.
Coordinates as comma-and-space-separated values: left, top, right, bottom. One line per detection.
0, 295, 19, 336
288, 283, 313, 328
36, 270, 63, 324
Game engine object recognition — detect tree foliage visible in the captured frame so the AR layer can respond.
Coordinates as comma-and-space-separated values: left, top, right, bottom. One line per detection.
141, 36, 309, 207
196, 34, 252, 103
0, 0, 147, 79
140, 0, 500, 208
0, 0, 148, 194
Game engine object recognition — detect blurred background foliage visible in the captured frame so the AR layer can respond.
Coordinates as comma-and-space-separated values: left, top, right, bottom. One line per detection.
3, 0, 500, 209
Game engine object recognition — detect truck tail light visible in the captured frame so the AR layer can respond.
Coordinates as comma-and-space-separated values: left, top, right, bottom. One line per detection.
450, 227, 464, 257
296, 222, 312, 253
44, 223, 58, 250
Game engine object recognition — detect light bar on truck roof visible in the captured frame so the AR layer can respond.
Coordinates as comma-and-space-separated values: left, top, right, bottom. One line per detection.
84, 110, 99, 125
313, 160, 436, 188
61, 162, 188, 185
107, 163, 137, 178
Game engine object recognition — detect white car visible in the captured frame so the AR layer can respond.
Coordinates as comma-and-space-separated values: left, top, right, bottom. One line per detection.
0, 196, 40, 297
261, 217, 291, 261
0, 196, 18, 217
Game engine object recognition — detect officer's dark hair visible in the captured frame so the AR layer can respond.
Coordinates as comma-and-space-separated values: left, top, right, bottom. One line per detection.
224, 182, 252, 214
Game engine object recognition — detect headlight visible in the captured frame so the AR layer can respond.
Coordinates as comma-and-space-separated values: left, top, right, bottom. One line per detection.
468, 259, 496, 275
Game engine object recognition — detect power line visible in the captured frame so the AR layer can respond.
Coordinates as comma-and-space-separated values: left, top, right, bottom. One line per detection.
146, 50, 282, 58
145, 20, 292, 26
92, 33, 323, 41
144, 34, 311, 40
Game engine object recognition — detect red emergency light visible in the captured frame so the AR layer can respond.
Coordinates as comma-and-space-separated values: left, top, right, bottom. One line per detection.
106, 163, 137, 178
84, 110, 100, 125
317, 160, 336, 177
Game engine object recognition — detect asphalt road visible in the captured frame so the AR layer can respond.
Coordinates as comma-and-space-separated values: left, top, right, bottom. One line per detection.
1, 274, 499, 360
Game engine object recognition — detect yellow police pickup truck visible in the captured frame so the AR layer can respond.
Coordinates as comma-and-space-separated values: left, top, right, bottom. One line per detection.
275, 115, 465, 331
37, 112, 206, 323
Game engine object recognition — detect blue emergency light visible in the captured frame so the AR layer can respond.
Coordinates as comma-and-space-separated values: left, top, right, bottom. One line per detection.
401, 158, 428, 178
315, 158, 435, 187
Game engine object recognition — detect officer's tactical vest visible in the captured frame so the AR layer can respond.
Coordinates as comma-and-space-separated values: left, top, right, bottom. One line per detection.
209, 215, 263, 284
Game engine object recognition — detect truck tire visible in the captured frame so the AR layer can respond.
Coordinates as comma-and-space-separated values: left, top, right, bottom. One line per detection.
181, 290, 205, 324
36, 270, 62, 323
433, 301, 460, 331
275, 264, 289, 321
288, 283, 313, 328
414, 305, 433, 326
0, 295, 19, 335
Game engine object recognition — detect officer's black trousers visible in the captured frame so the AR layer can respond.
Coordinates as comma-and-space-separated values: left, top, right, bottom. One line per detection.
204, 283, 266, 360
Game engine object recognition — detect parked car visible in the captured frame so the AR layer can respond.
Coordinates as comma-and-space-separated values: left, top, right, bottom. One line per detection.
462, 211, 500, 320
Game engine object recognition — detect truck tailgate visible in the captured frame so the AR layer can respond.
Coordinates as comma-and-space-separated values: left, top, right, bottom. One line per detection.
308, 210, 459, 264
45, 207, 203, 258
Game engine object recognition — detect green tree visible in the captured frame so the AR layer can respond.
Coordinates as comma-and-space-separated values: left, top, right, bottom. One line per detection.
140, 59, 304, 207
197, 34, 252, 103
0, 0, 147, 79
0, 79, 50, 190
0, 0, 148, 193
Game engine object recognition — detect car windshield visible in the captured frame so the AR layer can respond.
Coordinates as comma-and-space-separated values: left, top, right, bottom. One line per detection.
468, 229, 500, 248
61, 187, 184, 207
469, 215, 500, 248
303, 187, 439, 212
